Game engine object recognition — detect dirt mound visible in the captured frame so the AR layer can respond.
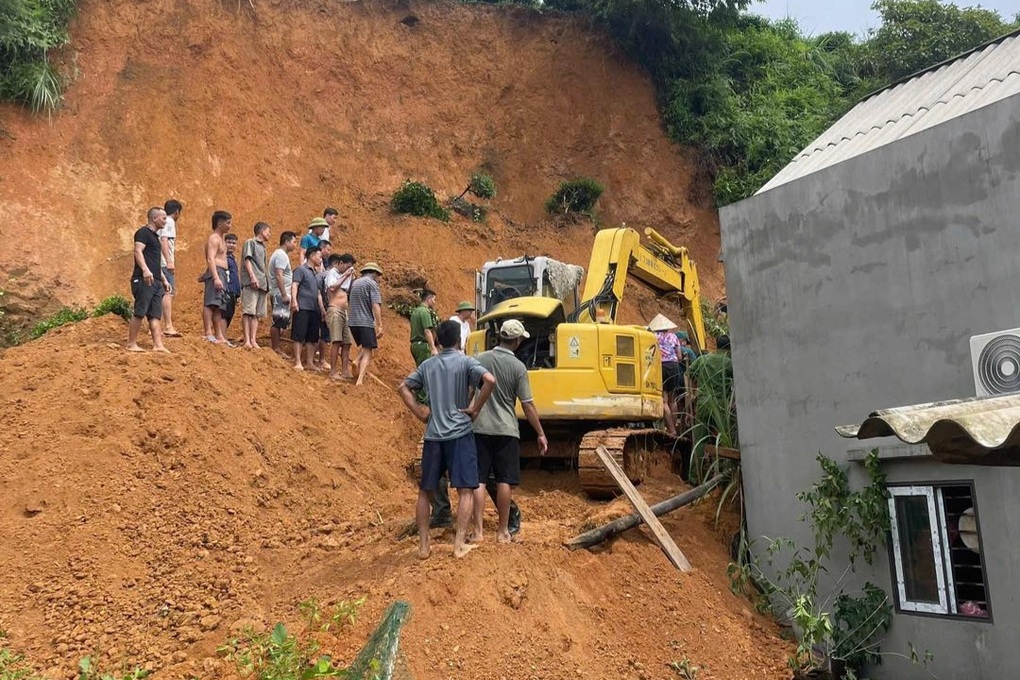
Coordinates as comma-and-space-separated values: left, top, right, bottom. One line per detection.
0, 317, 788, 679
0, 0, 781, 677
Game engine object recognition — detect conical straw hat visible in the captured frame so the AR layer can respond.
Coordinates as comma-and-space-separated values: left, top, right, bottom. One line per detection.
647, 313, 678, 332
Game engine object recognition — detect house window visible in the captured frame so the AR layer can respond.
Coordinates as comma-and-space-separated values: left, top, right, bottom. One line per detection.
888, 484, 990, 619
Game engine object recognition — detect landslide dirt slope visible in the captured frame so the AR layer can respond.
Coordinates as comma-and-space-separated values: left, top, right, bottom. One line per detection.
0, 0, 785, 678
0, 0, 722, 324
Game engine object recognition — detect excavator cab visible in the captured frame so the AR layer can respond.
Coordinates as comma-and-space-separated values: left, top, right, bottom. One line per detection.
475, 256, 582, 318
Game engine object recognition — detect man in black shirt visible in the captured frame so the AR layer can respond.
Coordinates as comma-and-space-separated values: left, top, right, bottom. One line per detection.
127, 207, 171, 352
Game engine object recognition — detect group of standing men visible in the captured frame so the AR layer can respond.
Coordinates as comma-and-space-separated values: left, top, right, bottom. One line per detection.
126, 202, 388, 385
398, 289, 547, 559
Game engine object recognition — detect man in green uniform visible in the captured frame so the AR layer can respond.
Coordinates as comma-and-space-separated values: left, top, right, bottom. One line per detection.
409, 289, 438, 367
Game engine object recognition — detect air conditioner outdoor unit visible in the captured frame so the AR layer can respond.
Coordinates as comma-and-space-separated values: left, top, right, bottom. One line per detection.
970, 328, 1020, 396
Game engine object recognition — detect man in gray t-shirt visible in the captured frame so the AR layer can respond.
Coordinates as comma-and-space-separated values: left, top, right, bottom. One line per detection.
471, 319, 547, 543
269, 231, 297, 357
348, 263, 384, 386
398, 320, 495, 560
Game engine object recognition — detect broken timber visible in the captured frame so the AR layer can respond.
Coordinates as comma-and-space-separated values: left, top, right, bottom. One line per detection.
588, 445, 693, 571
565, 473, 724, 550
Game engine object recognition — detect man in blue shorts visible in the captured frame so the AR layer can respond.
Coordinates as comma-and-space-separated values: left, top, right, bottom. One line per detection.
398, 320, 496, 560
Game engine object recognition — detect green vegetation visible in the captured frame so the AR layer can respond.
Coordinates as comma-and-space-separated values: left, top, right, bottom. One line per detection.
668, 658, 700, 679
91, 294, 132, 321
545, 177, 604, 215
0, 642, 38, 680
28, 304, 87, 339
219, 623, 346, 680
456, 173, 496, 201
77, 658, 149, 680
0, 294, 132, 347
0, 639, 147, 680
0, 0, 78, 114
221, 598, 367, 679
727, 451, 931, 678
529, 0, 1018, 204
298, 597, 366, 633
450, 173, 496, 222
390, 180, 451, 222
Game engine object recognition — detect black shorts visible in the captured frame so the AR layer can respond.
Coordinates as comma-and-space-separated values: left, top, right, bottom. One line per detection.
131, 279, 164, 320
351, 325, 378, 349
475, 434, 521, 486
291, 309, 321, 343
222, 293, 238, 325
420, 433, 479, 491
662, 361, 684, 398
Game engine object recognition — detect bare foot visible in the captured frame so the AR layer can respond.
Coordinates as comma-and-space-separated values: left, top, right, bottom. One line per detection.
125, 344, 145, 353
454, 543, 479, 559
243, 343, 255, 350
275, 350, 290, 360
294, 365, 304, 372
468, 530, 484, 544
497, 531, 513, 544
355, 378, 365, 386
251, 343, 262, 350
418, 541, 431, 560
340, 373, 355, 380
152, 346, 171, 354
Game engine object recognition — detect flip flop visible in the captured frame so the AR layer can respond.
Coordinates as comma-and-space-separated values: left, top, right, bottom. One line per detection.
164, 331, 183, 338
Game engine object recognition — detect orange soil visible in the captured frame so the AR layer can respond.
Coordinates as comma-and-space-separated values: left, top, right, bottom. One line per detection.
0, 0, 787, 678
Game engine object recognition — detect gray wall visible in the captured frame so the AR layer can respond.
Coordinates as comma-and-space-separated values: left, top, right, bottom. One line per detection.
719, 93, 1020, 679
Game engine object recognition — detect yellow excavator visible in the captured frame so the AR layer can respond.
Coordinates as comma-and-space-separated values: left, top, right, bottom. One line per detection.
467, 226, 708, 495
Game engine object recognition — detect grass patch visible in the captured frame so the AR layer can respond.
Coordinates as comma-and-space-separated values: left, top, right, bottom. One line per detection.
0, 0, 79, 114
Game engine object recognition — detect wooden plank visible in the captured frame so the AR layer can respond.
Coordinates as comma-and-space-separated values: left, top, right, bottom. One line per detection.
704, 444, 741, 461
592, 446, 692, 572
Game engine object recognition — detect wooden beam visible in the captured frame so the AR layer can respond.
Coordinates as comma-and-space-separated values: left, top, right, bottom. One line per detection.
565, 474, 724, 550
591, 445, 693, 572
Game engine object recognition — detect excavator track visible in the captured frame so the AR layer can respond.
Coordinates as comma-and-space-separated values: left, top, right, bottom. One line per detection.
577, 428, 674, 497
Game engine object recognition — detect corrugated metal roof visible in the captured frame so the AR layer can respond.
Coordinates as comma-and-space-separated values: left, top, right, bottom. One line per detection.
836, 394, 1020, 465
758, 30, 1020, 194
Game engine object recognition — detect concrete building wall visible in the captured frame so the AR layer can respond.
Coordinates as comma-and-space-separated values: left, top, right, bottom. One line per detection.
719, 93, 1020, 679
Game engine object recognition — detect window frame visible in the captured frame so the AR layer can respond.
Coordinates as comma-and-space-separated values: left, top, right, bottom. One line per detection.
886, 481, 992, 622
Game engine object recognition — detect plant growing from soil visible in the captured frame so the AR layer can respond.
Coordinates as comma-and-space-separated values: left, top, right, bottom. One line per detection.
390, 180, 450, 222
732, 451, 933, 679
0, 643, 40, 680
29, 305, 88, 339
668, 657, 700, 679
545, 177, 604, 215
455, 173, 496, 201
0, 0, 78, 114
219, 623, 344, 680
76, 657, 149, 680
92, 295, 132, 321
449, 196, 487, 222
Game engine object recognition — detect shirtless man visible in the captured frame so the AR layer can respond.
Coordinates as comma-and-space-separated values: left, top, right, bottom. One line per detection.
202, 210, 232, 344
324, 253, 357, 380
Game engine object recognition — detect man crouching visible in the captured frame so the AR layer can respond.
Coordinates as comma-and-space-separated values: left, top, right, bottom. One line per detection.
398, 320, 496, 559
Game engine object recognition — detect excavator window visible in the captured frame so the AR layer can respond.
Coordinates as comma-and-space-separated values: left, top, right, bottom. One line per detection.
485, 265, 536, 308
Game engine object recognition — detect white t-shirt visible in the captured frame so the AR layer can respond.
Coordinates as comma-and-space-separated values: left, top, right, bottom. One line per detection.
158, 215, 177, 268
450, 315, 471, 351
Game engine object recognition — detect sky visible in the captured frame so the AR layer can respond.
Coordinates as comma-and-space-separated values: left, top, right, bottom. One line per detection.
751, 0, 1020, 36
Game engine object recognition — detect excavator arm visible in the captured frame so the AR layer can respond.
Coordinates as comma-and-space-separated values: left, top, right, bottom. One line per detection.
571, 227, 708, 352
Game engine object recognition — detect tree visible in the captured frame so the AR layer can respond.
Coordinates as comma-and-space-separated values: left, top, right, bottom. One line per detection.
867, 0, 1017, 83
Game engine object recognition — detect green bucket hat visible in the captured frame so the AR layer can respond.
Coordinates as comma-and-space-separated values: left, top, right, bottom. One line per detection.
456, 301, 475, 312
